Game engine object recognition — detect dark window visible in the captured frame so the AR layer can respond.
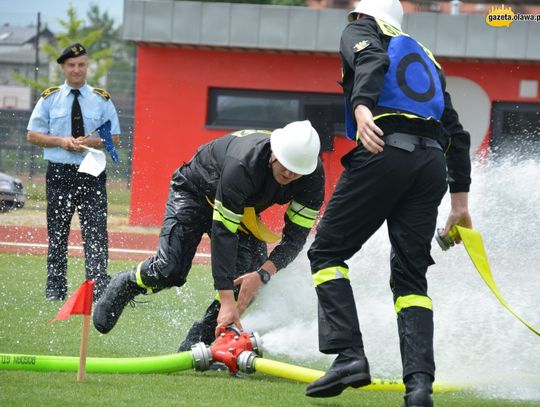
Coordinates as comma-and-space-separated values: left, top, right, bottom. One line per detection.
491, 102, 540, 158
207, 88, 346, 151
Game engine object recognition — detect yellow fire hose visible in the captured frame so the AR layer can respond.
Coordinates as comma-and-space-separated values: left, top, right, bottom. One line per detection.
247, 355, 460, 392
451, 225, 539, 337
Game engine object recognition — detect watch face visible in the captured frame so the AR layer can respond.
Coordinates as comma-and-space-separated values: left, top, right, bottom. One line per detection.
258, 269, 270, 284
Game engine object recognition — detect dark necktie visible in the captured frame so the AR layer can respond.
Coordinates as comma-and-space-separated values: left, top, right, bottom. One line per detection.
71, 89, 84, 138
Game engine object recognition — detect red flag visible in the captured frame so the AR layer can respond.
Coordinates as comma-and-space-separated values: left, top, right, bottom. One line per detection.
51, 280, 95, 322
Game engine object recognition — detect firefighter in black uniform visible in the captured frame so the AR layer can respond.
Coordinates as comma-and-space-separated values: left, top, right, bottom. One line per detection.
93, 120, 325, 341
305, 1, 472, 406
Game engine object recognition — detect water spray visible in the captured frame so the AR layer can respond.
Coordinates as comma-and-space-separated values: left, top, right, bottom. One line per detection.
191, 326, 459, 392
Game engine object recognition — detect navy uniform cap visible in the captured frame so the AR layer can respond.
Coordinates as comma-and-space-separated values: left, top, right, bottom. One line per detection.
56, 43, 87, 64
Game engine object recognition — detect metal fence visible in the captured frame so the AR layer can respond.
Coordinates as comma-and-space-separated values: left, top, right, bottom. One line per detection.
0, 93, 134, 184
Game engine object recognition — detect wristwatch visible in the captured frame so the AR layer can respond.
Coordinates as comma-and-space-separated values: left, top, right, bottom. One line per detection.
256, 268, 271, 284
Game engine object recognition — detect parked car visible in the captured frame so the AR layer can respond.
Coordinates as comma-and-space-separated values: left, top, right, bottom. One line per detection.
0, 172, 28, 212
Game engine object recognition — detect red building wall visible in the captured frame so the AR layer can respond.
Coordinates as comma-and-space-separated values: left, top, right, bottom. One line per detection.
130, 46, 350, 227
443, 60, 540, 152
130, 45, 539, 227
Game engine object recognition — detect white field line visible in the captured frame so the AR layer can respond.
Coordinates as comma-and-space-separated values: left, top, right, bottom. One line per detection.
0, 241, 211, 258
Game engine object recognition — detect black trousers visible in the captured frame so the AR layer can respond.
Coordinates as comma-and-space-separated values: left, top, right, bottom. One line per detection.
46, 162, 108, 298
139, 181, 267, 291
308, 142, 447, 353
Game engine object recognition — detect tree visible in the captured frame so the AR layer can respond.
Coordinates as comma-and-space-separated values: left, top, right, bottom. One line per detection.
83, 4, 121, 55
81, 3, 136, 96
14, 5, 114, 92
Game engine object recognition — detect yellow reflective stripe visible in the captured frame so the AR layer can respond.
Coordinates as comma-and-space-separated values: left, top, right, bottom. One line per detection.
213, 199, 242, 233
290, 200, 319, 219
375, 18, 441, 69
214, 293, 238, 304
135, 263, 150, 289
373, 112, 435, 121
207, 195, 280, 242
214, 200, 242, 223
369, 113, 448, 155
313, 266, 350, 287
286, 201, 319, 229
358, 113, 437, 143
375, 17, 403, 37
394, 295, 433, 313
444, 137, 451, 155
213, 209, 240, 233
231, 129, 272, 137
418, 42, 441, 69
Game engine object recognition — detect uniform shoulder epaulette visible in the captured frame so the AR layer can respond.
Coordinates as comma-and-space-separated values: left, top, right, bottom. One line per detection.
93, 87, 111, 101
40, 86, 60, 99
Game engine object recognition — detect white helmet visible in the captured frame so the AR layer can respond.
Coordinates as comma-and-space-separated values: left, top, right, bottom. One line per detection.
348, 0, 403, 30
270, 120, 320, 175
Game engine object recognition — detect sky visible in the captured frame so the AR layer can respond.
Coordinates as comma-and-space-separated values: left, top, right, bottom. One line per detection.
2, 0, 124, 32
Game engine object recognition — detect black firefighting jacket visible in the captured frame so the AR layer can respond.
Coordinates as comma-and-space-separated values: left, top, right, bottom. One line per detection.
174, 130, 325, 290
340, 16, 471, 193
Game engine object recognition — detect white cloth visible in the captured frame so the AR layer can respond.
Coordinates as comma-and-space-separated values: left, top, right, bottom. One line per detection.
78, 147, 106, 177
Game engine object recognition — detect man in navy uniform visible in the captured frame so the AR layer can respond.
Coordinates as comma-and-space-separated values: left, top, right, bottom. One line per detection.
27, 43, 121, 301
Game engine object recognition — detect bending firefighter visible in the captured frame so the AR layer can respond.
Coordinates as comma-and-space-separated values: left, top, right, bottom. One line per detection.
93, 121, 325, 346
305, 1, 472, 406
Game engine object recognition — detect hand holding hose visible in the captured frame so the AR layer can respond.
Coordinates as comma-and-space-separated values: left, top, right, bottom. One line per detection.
442, 192, 472, 244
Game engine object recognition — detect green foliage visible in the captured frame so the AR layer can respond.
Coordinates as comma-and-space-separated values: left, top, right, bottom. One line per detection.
84, 4, 120, 53
83, 1, 137, 97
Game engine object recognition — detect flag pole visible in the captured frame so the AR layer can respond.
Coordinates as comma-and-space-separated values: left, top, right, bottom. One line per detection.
50, 279, 95, 382
77, 314, 91, 382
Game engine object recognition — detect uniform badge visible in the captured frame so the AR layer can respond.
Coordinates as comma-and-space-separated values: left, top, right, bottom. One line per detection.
40, 86, 60, 99
353, 40, 370, 53
93, 88, 111, 100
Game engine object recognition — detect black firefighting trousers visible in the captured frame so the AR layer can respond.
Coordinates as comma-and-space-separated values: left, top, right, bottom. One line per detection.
136, 175, 267, 292
308, 139, 447, 379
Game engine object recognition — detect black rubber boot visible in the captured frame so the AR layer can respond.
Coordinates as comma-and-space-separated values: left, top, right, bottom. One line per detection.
93, 269, 146, 334
305, 347, 371, 398
178, 300, 220, 352
402, 373, 433, 407
398, 307, 435, 407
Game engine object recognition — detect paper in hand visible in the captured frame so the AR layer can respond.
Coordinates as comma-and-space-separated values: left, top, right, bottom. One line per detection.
78, 147, 106, 177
